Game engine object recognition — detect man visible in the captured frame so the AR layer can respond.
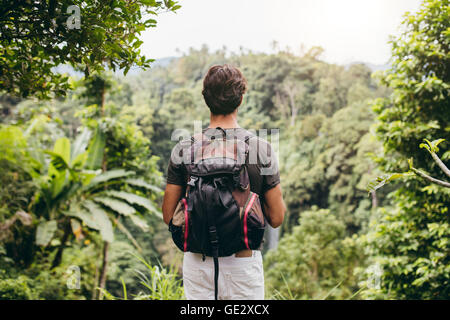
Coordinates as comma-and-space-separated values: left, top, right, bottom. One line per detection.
162, 64, 286, 300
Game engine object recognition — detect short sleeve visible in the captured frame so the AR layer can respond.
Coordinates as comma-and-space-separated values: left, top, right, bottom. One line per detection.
166, 141, 188, 186
166, 158, 186, 186
260, 142, 280, 193
247, 135, 280, 194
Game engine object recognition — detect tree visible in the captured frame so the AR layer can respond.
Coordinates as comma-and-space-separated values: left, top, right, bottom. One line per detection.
273, 78, 308, 127
368, 139, 450, 192
0, 117, 162, 298
281, 101, 387, 234
75, 72, 164, 298
0, 0, 180, 99
363, 0, 449, 299
264, 207, 364, 299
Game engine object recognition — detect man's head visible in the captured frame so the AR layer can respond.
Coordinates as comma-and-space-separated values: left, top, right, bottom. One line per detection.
202, 64, 248, 115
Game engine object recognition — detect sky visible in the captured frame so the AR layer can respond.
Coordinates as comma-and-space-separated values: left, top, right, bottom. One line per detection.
141, 0, 423, 66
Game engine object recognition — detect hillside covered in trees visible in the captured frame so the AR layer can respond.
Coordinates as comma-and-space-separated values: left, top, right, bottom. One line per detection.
0, 0, 448, 300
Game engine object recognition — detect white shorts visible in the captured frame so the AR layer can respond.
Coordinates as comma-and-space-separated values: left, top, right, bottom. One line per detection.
182, 251, 265, 300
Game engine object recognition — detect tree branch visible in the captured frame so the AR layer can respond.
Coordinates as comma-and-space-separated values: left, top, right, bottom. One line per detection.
410, 167, 450, 188
431, 152, 450, 179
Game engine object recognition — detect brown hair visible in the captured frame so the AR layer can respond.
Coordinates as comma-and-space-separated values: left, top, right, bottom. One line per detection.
202, 64, 248, 115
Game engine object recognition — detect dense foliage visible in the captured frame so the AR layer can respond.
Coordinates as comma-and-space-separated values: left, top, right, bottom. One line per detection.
264, 207, 363, 299
0, 0, 180, 99
361, 0, 449, 299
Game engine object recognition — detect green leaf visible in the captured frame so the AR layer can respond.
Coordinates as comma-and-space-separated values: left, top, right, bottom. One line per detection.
420, 138, 446, 154
82, 201, 114, 242
84, 169, 135, 190
367, 172, 413, 193
93, 196, 136, 216
129, 214, 149, 231
121, 277, 127, 300
35, 220, 58, 246
45, 150, 70, 171
104, 190, 162, 218
85, 125, 106, 170
71, 127, 92, 164
53, 137, 71, 165
46, 137, 72, 197
71, 152, 87, 169
65, 209, 99, 230
124, 178, 163, 193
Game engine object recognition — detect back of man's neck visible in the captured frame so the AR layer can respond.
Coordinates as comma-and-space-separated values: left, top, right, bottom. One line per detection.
208, 114, 240, 129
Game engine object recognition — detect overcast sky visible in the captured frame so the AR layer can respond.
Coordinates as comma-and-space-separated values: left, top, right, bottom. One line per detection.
141, 0, 423, 65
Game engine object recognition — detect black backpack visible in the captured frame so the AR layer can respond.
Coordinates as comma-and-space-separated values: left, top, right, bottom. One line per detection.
168, 127, 266, 299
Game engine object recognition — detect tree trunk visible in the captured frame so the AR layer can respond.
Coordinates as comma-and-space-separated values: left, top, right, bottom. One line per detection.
51, 220, 71, 269
100, 86, 105, 117
91, 263, 99, 300
97, 241, 110, 300
96, 79, 110, 300
371, 190, 378, 210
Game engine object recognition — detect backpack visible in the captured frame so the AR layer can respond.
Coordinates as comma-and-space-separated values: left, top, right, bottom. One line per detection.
168, 127, 266, 300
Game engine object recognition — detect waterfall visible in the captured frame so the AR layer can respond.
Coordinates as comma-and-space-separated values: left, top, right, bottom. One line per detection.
264, 224, 280, 251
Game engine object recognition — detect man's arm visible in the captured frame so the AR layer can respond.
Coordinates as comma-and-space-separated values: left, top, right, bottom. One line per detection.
162, 183, 184, 225
263, 184, 286, 228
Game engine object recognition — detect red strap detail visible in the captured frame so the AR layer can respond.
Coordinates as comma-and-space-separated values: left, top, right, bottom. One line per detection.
243, 193, 257, 250
182, 198, 188, 252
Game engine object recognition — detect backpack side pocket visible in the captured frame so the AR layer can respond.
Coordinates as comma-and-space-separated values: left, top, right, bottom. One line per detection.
168, 198, 189, 252
242, 192, 265, 250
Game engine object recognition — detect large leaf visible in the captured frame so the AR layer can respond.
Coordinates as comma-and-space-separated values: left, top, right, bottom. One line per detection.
129, 214, 149, 231
82, 200, 114, 243
85, 125, 106, 170
45, 150, 70, 171
52, 137, 71, 166
71, 127, 92, 164
124, 178, 163, 193
35, 220, 58, 246
104, 190, 162, 218
83, 169, 135, 190
93, 196, 136, 216
47, 137, 71, 198
0, 126, 26, 163
64, 209, 99, 230
114, 218, 143, 251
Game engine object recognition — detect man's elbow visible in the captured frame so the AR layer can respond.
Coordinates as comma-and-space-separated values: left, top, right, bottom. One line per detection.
269, 206, 286, 228
269, 219, 282, 229
163, 215, 170, 226
162, 205, 171, 225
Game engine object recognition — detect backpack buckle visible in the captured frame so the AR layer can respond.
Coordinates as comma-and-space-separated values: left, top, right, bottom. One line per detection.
187, 176, 198, 187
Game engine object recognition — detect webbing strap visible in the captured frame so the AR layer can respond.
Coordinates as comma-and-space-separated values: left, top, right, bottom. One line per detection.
198, 178, 220, 300
213, 256, 219, 300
